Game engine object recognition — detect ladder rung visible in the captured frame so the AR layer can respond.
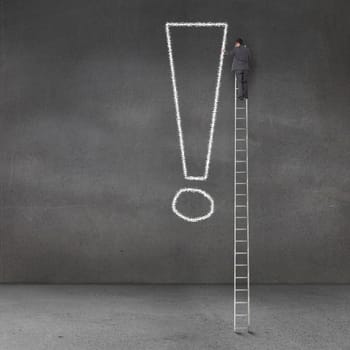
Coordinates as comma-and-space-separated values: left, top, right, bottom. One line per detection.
236, 149, 246, 152
236, 117, 246, 119
236, 139, 245, 141
236, 264, 247, 266
236, 216, 247, 218
235, 252, 248, 255
236, 276, 248, 279
235, 228, 247, 231
236, 289, 248, 292
236, 205, 246, 207
236, 183, 246, 185
236, 194, 247, 196
236, 314, 248, 317
236, 107, 246, 110
235, 160, 246, 163
236, 240, 247, 242
236, 301, 248, 304
236, 128, 246, 130
236, 171, 246, 174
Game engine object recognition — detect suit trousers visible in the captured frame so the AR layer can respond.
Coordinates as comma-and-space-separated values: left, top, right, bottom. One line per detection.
235, 70, 249, 98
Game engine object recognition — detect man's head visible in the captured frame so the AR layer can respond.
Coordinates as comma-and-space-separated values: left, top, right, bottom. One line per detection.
234, 38, 244, 47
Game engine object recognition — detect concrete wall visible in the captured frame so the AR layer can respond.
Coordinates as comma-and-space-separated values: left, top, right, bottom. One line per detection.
0, 0, 349, 283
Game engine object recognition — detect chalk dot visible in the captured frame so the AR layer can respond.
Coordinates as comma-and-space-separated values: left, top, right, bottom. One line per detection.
172, 188, 214, 222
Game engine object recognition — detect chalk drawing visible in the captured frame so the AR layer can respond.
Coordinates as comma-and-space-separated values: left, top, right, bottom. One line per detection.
165, 22, 228, 180
165, 22, 228, 222
172, 188, 214, 223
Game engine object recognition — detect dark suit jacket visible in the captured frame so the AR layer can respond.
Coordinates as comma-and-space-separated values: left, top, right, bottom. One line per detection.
228, 46, 252, 71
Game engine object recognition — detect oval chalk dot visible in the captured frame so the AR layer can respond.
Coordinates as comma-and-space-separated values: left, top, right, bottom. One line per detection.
172, 188, 214, 222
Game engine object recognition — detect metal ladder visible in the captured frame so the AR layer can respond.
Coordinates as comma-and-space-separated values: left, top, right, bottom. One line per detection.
233, 75, 250, 333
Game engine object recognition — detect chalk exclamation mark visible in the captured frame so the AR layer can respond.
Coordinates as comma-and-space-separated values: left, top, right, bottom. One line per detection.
165, 22, 228, 222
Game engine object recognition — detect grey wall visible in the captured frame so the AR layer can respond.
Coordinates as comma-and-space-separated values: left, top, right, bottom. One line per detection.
0, 0, 349, 283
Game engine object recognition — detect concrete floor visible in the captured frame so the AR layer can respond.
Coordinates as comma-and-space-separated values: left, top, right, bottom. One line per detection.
0, 285, 349, 350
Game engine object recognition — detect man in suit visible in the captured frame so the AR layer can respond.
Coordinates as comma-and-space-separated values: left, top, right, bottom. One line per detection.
226, 38, 252, 100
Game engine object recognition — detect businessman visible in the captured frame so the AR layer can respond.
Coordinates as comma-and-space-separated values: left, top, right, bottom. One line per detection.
226, 38, 252, 100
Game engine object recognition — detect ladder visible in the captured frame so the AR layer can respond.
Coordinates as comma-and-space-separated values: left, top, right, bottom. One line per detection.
233, 75, 250, 333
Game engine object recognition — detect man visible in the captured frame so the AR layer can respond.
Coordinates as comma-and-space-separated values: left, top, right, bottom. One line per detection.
226, 38, 251, 100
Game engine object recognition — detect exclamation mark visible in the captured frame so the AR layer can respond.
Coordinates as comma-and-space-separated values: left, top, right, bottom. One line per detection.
165, 22, 228, 222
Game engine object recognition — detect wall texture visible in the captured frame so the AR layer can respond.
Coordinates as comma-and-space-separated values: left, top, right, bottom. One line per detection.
0, 0, 349, 283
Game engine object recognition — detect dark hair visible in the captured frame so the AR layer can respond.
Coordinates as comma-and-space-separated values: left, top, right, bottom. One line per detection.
235, 38, 244, 45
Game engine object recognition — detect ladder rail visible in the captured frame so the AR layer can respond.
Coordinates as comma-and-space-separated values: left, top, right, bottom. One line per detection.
246, 89, 250, 328
233, 75, 250, 333
233, 72, 237, 333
